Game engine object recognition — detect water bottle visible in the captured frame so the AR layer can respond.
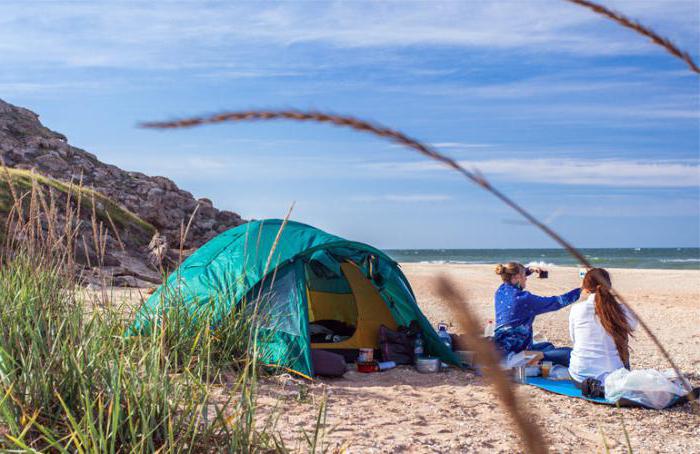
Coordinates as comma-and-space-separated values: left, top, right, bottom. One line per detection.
483, 320, 495, 338
378, 361, 396, 371
414, 332, 425, 360
437, 322, 453, 351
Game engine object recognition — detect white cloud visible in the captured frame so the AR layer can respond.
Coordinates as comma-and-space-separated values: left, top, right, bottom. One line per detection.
350, 194, 452, 203
366, 158, 700, 188
381, 78, 649, 100
432, 142, 493, 149
0, 1, 696, 70
0, 81, 108, 94
527, 103, 700, 121
197, 69, 306, 79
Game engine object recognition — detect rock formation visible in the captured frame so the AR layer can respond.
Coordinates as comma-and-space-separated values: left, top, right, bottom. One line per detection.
0, 98, 244, 286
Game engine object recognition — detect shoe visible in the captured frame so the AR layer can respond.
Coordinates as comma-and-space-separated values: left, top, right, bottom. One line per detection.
581, 377, 605, 398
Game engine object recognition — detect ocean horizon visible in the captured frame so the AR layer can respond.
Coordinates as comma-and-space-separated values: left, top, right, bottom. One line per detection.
384, 247, 700, 270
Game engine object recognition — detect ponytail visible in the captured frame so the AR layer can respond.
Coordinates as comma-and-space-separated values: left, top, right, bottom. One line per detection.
584, 269, 633, 366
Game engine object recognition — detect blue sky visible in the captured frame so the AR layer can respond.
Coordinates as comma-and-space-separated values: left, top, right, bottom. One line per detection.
1, 1, 698, 248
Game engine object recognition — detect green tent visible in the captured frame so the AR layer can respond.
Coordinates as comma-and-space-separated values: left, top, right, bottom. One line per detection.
130, 219, 460, 377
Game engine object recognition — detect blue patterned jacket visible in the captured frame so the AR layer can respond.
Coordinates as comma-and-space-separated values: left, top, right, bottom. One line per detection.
493, 283, 581, 356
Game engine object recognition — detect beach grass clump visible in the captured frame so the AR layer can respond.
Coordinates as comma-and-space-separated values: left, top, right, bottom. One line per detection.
0, 248, 285, 452
0, 180, 306, 452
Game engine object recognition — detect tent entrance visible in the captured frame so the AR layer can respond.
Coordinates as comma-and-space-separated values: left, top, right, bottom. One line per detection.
309, 261, 398, 350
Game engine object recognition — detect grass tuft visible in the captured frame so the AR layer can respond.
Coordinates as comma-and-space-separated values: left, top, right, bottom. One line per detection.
0, 173, 316, 452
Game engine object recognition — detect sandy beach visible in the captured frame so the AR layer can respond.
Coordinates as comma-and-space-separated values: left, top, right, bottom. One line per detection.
258, 264, 700, 453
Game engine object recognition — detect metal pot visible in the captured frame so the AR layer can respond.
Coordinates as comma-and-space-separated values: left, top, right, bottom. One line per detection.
415, 357, 441, 373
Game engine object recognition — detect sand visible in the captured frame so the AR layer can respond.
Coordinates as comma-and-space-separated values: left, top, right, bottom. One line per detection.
260, 264, 700, 453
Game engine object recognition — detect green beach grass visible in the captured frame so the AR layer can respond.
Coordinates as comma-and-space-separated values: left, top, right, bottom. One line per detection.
0, 177, 323, 452
0, 166, 155, 238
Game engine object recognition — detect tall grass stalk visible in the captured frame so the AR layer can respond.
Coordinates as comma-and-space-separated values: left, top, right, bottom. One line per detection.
566, 0, 700, 74
435, 276, 548, 453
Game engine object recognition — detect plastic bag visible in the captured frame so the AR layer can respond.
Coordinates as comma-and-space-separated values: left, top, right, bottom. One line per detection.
604, 368, 685, 409
548, 365, 571, 380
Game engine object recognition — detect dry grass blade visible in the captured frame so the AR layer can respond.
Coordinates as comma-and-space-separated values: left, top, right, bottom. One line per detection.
105, 211, 125, 251
179, 202, 200, 262
256, 202, 295, 301
90, 194, 100, 260
566, 0, 700, 74
141, 109, 696, 403
436, 276, 547, 454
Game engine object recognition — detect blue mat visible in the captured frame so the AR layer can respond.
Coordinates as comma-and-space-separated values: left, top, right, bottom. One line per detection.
525, 377, 688, 408
525, 377, 612, 405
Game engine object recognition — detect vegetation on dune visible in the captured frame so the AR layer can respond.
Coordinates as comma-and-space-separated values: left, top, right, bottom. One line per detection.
0, 181, 323, 453
0, 166, 156, 236
0, 252, 285, 451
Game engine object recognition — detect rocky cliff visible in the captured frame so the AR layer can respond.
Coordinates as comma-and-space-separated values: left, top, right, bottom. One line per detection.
0, 98, 244, 285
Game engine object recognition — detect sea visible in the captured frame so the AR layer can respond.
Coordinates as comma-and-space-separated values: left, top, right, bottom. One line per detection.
384, 248, 700, 270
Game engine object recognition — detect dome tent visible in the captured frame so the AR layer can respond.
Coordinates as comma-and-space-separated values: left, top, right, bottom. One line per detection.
130, 219, 460, 377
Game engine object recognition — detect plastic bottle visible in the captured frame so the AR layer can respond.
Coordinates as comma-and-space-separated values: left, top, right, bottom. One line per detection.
414, 332, 425, 360
437, 322, 453, 351
377, 361, 396, 371
483, 320, 495, 338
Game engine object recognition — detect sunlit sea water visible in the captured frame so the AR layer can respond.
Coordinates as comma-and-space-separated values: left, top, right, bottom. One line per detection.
384, 248, 700, 270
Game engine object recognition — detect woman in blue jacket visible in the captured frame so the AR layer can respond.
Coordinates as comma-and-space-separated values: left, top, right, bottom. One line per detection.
493, 262, 581, 367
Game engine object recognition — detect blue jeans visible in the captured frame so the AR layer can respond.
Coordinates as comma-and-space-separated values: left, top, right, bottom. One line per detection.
531, 342, 572, 368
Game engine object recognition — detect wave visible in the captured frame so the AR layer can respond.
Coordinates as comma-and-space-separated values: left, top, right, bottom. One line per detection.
388, 248, 700, 270
525, 261, 557, 268
659, 258, 700, 263
418, 260, 475, 265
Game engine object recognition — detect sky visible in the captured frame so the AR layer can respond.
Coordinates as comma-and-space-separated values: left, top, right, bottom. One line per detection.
1, 0, 698, 249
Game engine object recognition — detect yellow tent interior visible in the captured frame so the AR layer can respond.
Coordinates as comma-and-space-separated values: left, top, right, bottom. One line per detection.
307, 262, 398, 350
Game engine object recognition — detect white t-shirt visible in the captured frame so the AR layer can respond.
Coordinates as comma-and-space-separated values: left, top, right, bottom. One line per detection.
568, 293, 638, 382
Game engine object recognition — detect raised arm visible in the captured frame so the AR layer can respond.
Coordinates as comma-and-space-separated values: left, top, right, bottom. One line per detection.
516, 288, 582, 317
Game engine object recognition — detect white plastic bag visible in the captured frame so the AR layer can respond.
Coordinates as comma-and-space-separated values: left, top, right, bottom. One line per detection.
548, 365, 571, 380
604, 368, 685, 409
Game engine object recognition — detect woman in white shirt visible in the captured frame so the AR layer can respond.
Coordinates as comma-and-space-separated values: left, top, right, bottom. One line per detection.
569, 268, 637, 383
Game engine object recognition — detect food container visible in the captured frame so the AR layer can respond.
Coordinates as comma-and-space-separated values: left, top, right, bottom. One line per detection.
357, 361, 379, 373
415, 357, 441, 374
525, 366, 540, 377
541, 361, 553, 378
358, 348, 374, 363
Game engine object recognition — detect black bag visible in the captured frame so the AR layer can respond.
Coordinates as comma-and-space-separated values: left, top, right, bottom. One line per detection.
581, 377, 605, 398
311, 349, 347, 377
378, 321, 420, 365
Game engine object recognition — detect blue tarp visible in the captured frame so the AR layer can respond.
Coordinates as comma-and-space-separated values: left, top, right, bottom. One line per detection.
525, 377, 685, 408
